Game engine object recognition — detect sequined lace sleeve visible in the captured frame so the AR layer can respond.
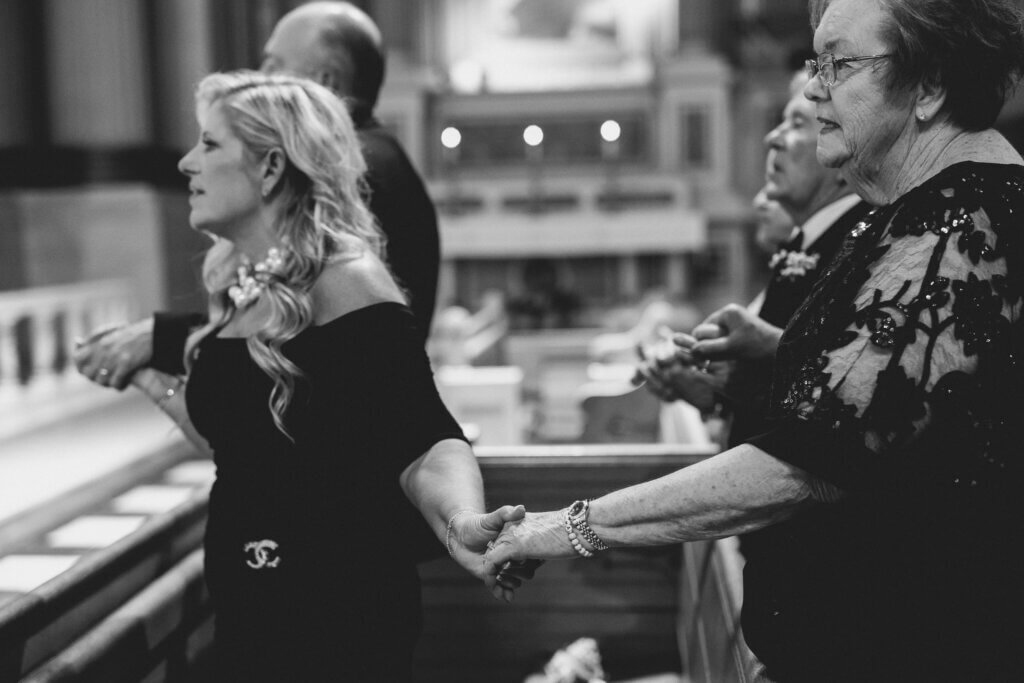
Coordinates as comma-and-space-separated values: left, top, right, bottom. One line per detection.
749, 164, 1024, 493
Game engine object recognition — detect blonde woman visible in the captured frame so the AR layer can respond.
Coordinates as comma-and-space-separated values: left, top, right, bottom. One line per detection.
133, 71, 524, 681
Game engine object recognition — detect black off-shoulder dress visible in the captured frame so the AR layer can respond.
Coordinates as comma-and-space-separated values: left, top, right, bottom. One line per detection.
743, 162, 1024, 682
185, 302, 465, 682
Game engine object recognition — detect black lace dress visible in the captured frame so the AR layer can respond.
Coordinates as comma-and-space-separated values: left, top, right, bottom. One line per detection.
743, 162, 1024, 682
185, 302, 465, 682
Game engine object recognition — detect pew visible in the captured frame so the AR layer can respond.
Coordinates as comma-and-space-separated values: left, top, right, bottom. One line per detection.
0, 439, 761, 683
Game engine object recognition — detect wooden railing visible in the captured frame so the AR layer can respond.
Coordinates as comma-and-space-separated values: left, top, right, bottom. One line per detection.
0, 439, 759, 683
0, 280, 137, 439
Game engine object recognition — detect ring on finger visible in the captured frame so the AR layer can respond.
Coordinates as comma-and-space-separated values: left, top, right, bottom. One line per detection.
98, 368, 111, 378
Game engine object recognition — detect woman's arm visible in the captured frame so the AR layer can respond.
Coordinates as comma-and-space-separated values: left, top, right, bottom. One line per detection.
131, 367, 212, 457
399, 438, 486, 539
399, 438, 528, 600
487, 444, 829, 563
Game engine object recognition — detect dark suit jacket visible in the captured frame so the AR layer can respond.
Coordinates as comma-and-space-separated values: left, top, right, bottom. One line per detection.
726, 199, 873, 448
359, 118, 439, 341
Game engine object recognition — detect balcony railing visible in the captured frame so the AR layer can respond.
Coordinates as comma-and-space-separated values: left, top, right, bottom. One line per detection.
0, 280, 137, 439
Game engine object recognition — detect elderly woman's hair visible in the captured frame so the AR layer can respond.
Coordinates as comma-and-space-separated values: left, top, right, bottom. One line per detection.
810, 0, 1024, 130
184, 70, 384, 438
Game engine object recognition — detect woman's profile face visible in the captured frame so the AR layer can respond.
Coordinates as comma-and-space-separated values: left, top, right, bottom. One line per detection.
177, 101, 264, 237
804, 0, 911, 177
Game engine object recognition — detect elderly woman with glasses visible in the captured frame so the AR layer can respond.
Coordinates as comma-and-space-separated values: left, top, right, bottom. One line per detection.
487, 1, 1024, 680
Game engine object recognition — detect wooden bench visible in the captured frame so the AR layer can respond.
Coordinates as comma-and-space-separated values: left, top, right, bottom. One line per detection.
2, 441, 742, 683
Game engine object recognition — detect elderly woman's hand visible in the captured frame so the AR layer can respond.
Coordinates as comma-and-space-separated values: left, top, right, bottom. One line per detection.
484, 510, 577, 575
449, 505, 543, 601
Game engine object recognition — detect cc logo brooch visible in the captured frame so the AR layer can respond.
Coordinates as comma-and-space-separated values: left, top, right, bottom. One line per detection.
244, 539, 281, 569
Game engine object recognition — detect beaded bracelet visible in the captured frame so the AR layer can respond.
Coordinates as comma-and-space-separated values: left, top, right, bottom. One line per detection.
567, 499, 609, 552
445, 509, 476, 558
564, 507, 594, 558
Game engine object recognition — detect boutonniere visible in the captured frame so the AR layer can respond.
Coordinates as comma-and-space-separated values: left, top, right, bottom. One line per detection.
769, 249, 820, 281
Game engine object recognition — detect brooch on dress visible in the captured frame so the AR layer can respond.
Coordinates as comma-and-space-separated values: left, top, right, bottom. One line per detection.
244, 539, 281, 569
228, 247, 286, 308
769, 249, 821, 281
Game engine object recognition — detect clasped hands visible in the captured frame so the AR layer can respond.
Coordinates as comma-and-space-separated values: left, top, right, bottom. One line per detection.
631, 303, 783, 409
450, 506, 597, 602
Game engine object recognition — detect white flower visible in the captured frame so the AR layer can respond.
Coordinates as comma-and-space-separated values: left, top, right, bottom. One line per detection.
769, 249, 820, 281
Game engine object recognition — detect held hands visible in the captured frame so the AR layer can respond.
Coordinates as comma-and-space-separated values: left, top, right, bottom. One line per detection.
72, 317, 155, 390
484, 510, 578, 571
448, 505, 542, 602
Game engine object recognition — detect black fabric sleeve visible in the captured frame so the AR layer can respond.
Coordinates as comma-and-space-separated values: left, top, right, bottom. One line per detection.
750, 193, 1019, 494
150, 311, 207, 375
369, 308, 467, 474
318, 304, 466, 478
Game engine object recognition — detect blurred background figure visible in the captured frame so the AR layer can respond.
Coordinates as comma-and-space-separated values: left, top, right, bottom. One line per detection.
751, 186, 796, 253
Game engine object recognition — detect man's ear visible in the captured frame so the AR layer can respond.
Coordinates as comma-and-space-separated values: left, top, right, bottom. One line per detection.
261, 148, 287, 198
313, 69, 337, 92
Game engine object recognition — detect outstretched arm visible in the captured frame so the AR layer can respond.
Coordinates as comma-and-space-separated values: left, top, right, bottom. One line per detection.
486, 444, 834, 565
400, 439, 534, 601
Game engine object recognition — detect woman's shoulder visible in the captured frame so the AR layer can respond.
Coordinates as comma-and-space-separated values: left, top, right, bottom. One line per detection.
310, 251, 407, 325
891, 160, 1024, 233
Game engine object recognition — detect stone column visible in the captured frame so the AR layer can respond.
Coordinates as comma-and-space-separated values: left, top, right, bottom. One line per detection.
43, 0, 153, 146
678, 0, 716, 53
0, 1, 36, 146
150, 0, 216, 151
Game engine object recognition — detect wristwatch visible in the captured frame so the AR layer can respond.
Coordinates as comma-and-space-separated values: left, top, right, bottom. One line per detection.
567, 499, 609, 552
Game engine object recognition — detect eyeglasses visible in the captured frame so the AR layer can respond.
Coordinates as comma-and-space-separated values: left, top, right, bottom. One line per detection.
805, 52, 891, 87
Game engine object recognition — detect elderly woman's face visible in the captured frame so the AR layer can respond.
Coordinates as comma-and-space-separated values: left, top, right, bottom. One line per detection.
177, 102, 264, 237
805, 0, 911, 174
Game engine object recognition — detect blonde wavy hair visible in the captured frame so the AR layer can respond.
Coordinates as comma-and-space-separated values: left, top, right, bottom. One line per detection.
183, 70, 386, 438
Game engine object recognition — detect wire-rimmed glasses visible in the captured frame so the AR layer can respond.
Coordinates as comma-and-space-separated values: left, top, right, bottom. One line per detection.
805, 52, 891, 87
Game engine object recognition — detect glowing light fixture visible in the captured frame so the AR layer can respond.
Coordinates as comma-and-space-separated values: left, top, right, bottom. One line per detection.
523, 124, 544, 147
440, 126, 462, 149
600, 120, 621, 143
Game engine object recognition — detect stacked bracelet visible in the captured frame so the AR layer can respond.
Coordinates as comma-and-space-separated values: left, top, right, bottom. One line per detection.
564, 508, 594, 558
445, 509, 475, 558
567, 499, 609, 552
